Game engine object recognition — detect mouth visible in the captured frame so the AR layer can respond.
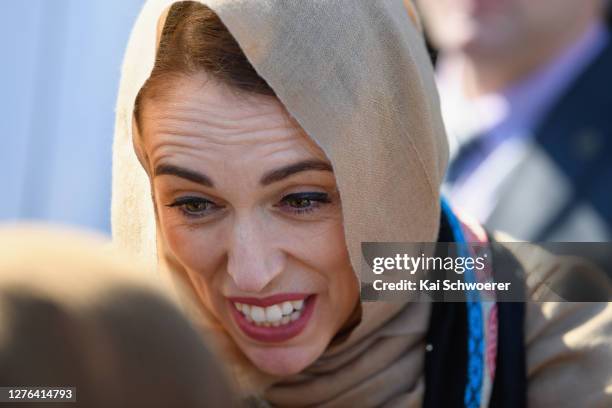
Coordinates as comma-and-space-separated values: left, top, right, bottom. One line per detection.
228, 294, 316, 343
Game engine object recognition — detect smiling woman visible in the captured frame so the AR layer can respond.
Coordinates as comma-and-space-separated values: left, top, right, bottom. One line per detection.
119, 0, 439, 402
111, 1, 612, 407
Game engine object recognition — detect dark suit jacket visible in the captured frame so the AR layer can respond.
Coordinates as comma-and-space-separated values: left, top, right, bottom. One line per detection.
485, 40, 612, 242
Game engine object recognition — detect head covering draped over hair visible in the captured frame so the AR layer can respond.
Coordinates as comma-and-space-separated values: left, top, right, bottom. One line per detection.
112, 1, 448, 405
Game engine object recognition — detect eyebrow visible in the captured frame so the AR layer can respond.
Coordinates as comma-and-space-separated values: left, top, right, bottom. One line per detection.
154, 164, 214, 187
260, 159, 333, 185
154, 159, 333, 188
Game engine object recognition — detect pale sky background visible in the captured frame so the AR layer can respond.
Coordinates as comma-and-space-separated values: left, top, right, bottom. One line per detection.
0, 0, 145, 234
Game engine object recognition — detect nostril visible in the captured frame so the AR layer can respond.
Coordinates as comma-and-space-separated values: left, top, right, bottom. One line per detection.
227, 248, 287, 293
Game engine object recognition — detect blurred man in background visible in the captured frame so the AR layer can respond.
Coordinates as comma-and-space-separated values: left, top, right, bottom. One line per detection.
417, 0, 612, 241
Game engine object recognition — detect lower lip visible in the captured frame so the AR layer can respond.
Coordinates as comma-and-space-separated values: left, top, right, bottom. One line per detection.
230, 296, 316, 343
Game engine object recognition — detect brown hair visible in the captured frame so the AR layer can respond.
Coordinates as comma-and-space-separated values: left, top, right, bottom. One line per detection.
134, 1, 275, 133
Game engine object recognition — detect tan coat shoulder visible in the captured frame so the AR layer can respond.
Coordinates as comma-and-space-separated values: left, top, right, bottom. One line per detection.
497, 238, 612, 407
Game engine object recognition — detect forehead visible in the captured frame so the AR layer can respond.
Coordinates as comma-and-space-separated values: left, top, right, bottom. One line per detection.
138, 72, 327, 167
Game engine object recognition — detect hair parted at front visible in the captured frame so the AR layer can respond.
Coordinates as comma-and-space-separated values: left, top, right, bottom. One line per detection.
134, 1, 275, 132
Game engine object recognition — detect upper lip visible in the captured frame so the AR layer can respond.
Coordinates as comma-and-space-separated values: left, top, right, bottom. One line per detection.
227, 293, 310, 307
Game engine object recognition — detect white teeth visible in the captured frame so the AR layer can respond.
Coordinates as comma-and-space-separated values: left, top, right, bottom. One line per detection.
236, 299, 306, 327
291, 300, 304, 310
250, 306, 266, 323
281, 301, 294, 315
265, 305, 283, 322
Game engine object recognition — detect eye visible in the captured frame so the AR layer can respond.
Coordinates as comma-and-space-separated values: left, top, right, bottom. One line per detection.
278, 192, 331, 214
166, 196, 219, 218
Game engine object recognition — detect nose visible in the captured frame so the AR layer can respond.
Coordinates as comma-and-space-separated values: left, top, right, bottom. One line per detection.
226, 214, 286, 293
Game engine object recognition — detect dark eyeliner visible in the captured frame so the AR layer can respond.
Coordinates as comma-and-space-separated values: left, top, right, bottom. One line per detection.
282, 192, 331, 203
165, 196, 218, 219
277, 191, 332, 215
166, 196, 210, 208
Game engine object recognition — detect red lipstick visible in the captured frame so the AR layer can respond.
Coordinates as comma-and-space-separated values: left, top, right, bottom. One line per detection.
228, 294, 316, 343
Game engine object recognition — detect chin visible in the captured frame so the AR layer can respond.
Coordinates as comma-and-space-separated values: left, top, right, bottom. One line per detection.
243, 340, 327, 376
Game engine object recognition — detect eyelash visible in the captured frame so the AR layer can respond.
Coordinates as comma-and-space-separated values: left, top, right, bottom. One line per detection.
166, 192, 331, 219
276, 192, 331, 214
166, 196, 219, 218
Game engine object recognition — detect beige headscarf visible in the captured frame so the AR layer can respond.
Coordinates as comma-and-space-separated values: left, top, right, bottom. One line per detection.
112, 0, 445, 406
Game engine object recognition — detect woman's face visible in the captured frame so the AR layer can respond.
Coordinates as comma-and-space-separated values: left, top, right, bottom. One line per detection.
138, 73, 360, 376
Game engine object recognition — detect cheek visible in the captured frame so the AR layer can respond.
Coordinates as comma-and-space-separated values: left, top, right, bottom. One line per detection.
160, 222, 232, 320
283, 216, 352, 272
288, 220, 358, 310
158, 212, 226, 289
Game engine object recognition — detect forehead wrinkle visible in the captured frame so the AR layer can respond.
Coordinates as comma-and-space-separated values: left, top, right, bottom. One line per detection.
147, 125, 306, 167
144, 107, 304, 151
257, 134, 327, 162
148, 123, 302, 149
148, 134, 208, 167
143, 105, 288, 134
144, 88, 297, 127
